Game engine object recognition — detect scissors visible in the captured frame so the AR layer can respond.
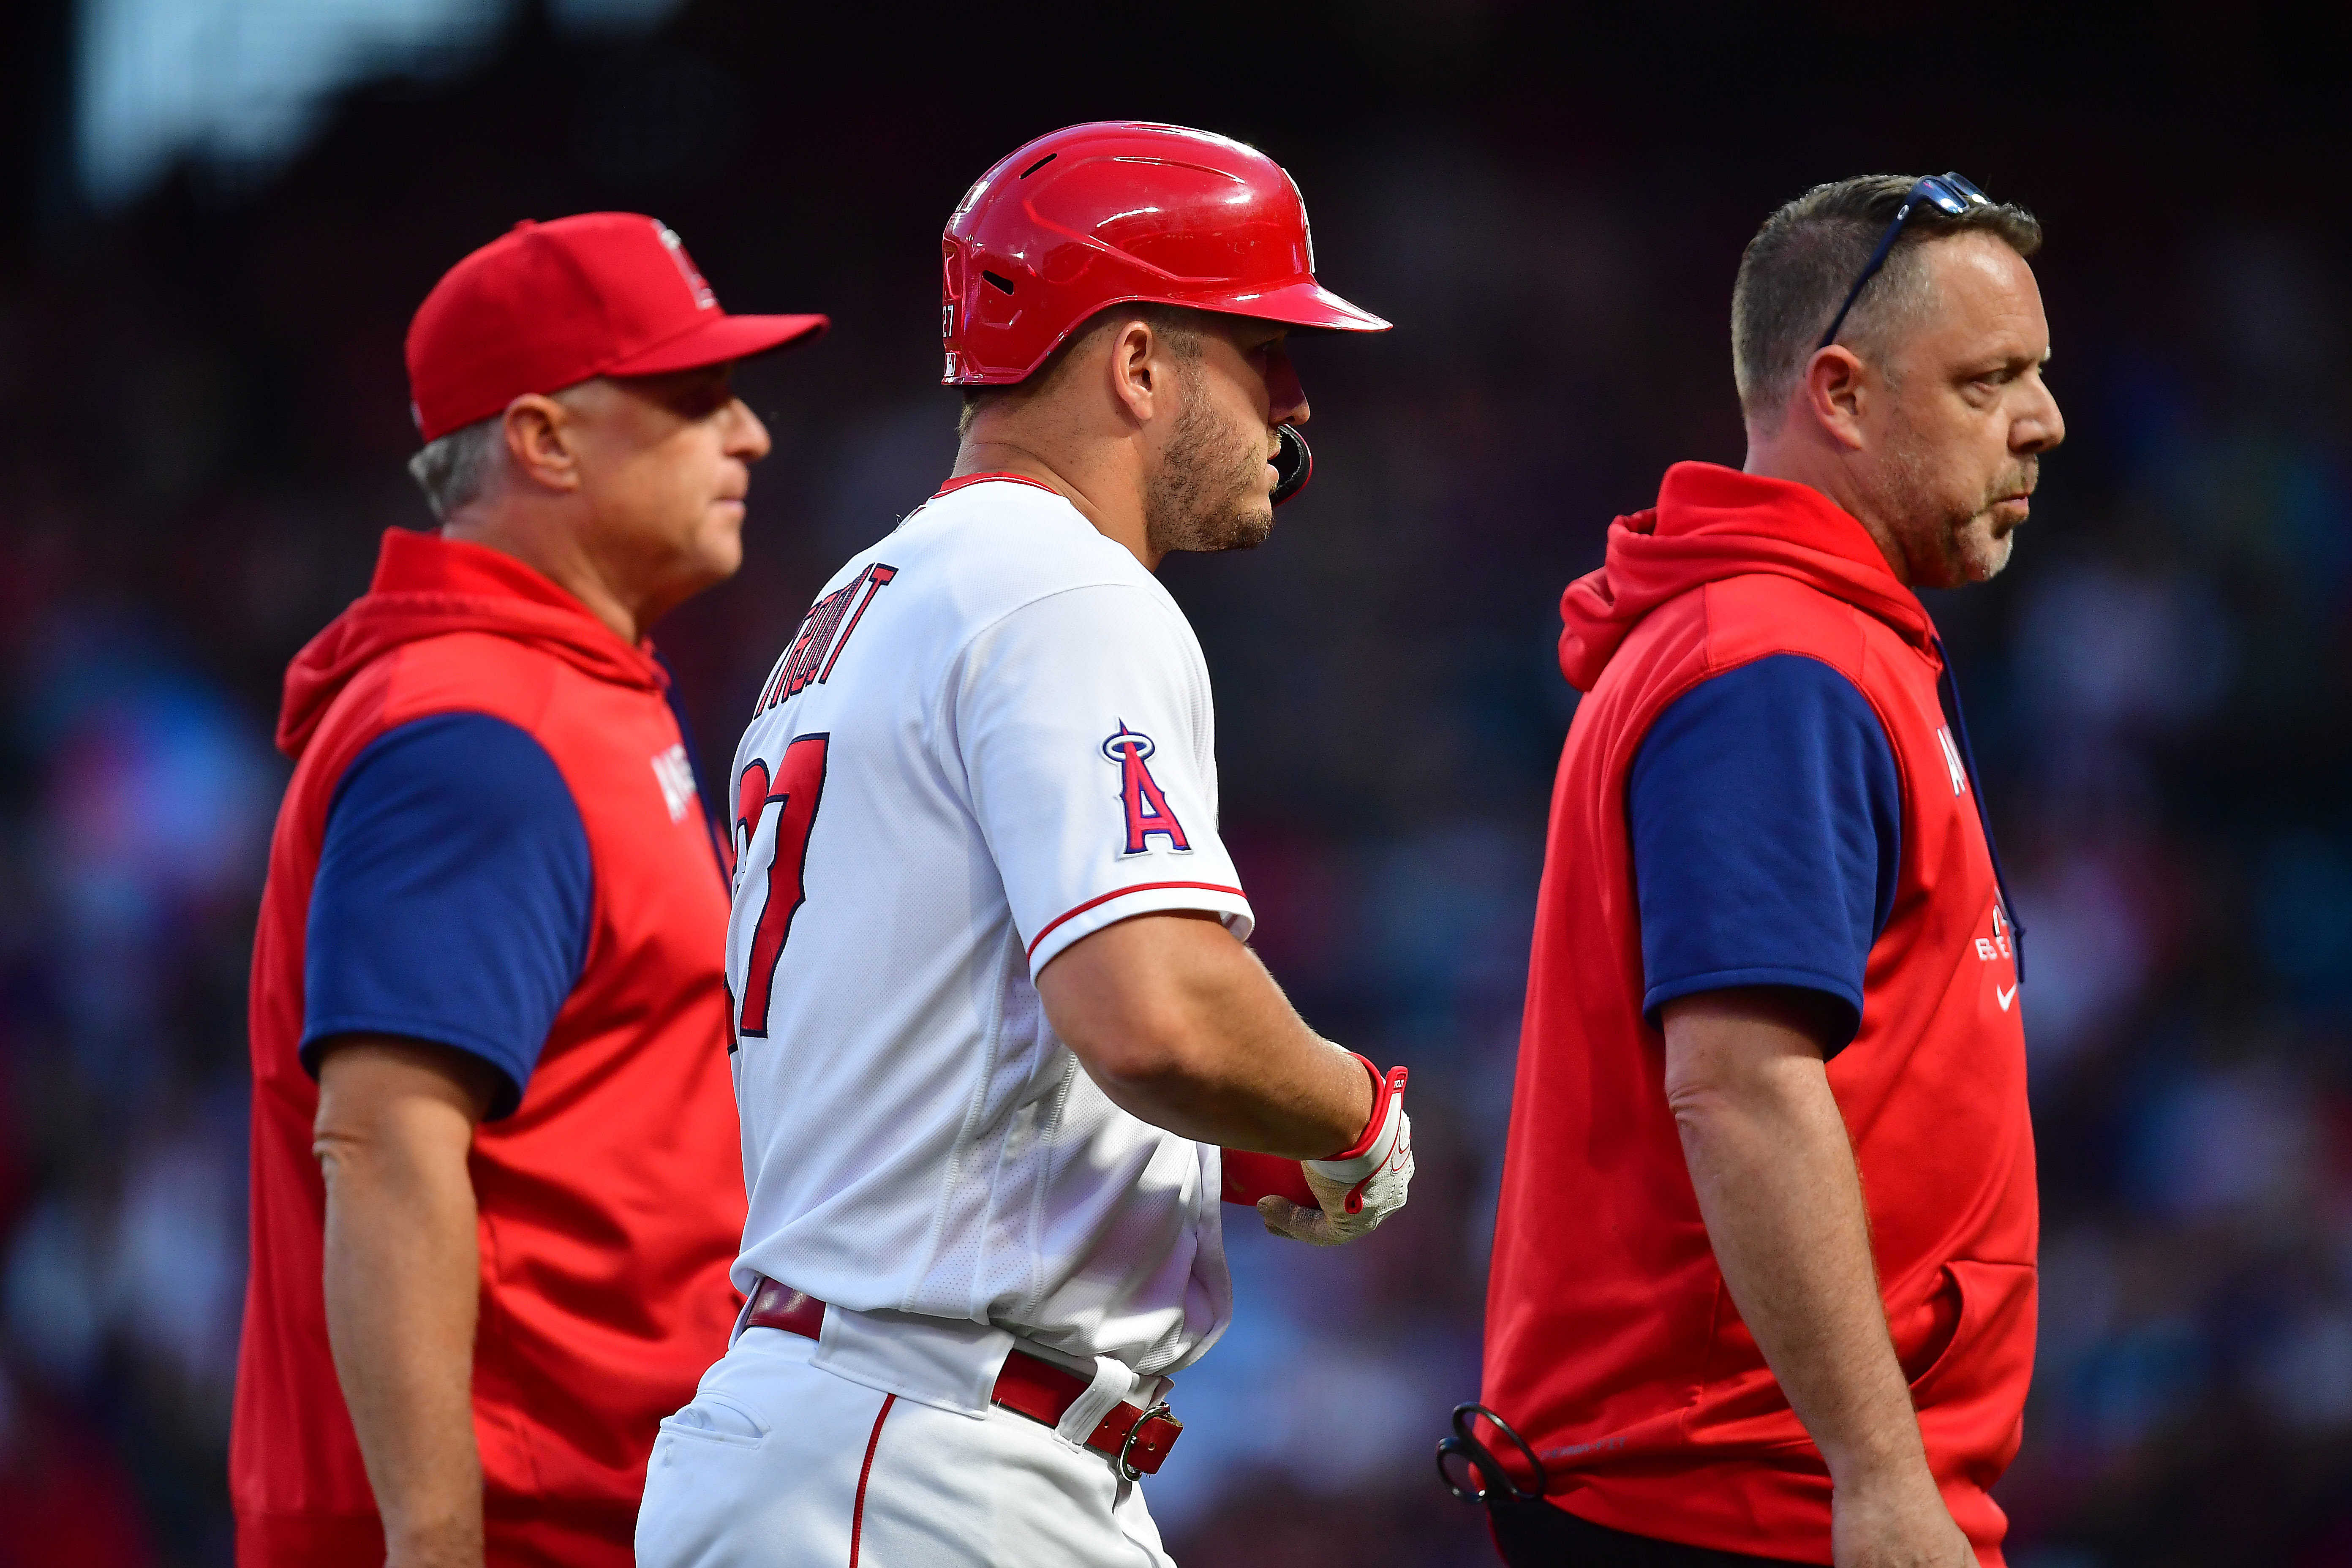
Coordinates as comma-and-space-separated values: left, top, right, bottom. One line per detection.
1435, 1402, 1548, 1506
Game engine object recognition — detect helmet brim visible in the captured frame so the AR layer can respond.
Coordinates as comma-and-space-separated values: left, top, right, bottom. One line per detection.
1206, 279, 1391, 335
946, 281, 1389, 385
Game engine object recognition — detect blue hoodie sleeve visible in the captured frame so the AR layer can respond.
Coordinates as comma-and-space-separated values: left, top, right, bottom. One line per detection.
1628, 655, 1901, 1054
301, 713, 593, 1119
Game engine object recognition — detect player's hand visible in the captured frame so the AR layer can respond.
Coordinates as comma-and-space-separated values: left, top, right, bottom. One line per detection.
1830, 1461, 1974, 1568
1257, 1063, 1412, 1246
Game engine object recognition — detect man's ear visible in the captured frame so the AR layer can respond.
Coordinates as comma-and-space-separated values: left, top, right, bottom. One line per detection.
1799, 344, 1871, 454
502, 392, 582, 493
1105, 318, 1166, 427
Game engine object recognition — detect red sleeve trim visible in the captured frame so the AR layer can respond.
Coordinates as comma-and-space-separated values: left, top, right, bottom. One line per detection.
1026, 881, 1248, 961
933, 471, 1064, 500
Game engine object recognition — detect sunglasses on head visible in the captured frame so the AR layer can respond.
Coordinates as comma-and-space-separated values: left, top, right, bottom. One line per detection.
1815, 172, 1994, 351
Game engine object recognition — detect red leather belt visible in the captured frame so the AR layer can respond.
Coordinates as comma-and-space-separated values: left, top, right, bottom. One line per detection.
744, 1277, 1182, 1477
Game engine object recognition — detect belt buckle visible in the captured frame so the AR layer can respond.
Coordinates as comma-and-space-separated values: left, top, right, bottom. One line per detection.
1116, 1400, 1175, 1481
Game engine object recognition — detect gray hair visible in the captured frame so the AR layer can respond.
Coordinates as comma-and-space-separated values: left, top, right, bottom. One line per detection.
1732, 174, 2044, 424
404, 415, 504, 520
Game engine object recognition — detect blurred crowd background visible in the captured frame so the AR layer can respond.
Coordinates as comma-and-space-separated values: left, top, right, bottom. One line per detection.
2, 3, 2348, 1564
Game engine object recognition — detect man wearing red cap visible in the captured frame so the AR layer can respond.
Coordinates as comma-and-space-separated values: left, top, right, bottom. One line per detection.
231, 213, 826, 1568
635, 124, 1408, 1568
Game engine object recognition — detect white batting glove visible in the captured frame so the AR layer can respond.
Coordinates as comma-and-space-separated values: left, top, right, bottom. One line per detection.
1258, 1060, 1412, 1247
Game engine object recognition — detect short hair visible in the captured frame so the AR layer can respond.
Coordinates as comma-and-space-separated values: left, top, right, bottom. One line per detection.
958, 302, 1205, 436
404, 414, 503, 520
1732, 174, 2043, 423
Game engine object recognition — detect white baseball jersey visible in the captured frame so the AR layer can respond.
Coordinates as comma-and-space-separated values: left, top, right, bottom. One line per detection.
722, 473, 1253, 1378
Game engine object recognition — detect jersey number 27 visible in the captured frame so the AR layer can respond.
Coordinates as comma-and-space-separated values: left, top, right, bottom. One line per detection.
733, 733, 828, 1037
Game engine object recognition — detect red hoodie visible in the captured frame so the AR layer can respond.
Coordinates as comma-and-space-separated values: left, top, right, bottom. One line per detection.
232, 529, 745, 1567
1482, 463, 2036, 1565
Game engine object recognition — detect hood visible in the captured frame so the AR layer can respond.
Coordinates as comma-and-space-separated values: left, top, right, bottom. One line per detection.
277, 528, 667, 759
1558, 461, 1938, 692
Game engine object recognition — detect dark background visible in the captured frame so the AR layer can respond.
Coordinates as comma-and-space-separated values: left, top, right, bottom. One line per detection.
3, 3, 2349, 1564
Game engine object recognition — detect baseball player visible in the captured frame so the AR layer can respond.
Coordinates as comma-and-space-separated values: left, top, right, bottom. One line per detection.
635, 123, 1410, 1567
234, 214, 826, 1568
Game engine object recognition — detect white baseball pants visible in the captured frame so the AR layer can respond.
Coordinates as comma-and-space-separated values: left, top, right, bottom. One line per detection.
634, 1327, 1179, 1568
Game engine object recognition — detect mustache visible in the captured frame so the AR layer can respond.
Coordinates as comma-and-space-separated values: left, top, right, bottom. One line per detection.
1983, 459, 2038, 510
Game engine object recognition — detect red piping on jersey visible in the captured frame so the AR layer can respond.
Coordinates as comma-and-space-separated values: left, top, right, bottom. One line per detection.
848, 1392, 896, 1568
1026, 882, 1247, 960
933, 471, 1064, 499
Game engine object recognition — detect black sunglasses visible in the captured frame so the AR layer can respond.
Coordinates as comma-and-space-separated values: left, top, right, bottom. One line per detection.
1815, 172, 1994, 351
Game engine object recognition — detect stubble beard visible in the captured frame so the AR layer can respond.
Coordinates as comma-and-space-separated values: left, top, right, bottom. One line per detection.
1878, 412, 2035, 590
1143, 365, 1276, 557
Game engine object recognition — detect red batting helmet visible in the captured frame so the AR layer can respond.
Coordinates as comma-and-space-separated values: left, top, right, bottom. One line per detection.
940, 121, 1389, 387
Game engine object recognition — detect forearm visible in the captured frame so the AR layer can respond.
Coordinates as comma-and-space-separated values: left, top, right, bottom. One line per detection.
1664, 1002, 1925, 1484
315, 1044, 491, 1568
1094, 971, 1369, 1155
1676, 1078, 1925, 1477
1039, 912, 1373, 1156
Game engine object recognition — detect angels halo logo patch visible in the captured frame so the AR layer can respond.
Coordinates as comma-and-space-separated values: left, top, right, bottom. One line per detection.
1101, 723, 1190, 857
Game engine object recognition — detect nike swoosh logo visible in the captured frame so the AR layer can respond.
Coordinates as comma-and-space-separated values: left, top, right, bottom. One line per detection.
1997, 984, 2018, 1012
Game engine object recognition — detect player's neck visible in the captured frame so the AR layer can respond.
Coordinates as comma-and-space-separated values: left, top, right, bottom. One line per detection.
950, 437, 1159, 572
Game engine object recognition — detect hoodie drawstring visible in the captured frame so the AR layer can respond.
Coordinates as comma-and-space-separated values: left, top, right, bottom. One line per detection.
1932, 636, 2025, 984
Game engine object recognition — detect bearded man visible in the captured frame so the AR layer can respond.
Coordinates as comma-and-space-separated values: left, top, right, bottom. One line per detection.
635, 122, 1415, 1568
1476, 174, 2064, 1568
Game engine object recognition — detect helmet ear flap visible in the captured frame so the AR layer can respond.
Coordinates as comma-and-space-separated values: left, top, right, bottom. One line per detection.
1270, 424, 1313, 506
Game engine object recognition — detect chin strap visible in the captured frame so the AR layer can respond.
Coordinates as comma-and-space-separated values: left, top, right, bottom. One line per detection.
1271, 423, 1313, 506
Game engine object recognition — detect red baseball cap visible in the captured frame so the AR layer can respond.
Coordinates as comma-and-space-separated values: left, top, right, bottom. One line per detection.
405, 212, 829, 441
